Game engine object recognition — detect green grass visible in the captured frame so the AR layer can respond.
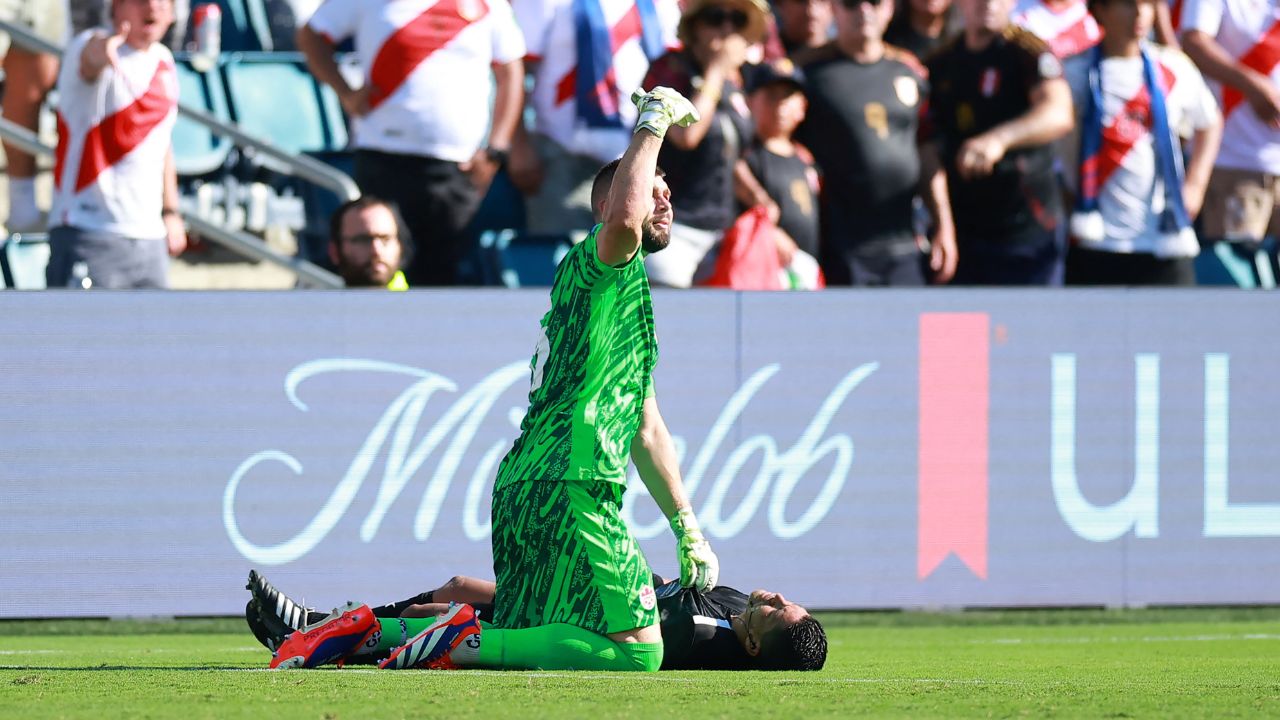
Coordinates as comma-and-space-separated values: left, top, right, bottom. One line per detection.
1, 608, 1277, 719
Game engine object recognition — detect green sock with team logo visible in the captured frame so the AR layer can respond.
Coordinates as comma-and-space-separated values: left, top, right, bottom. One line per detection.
343, 616, 460, 657
472, 623, 663, 671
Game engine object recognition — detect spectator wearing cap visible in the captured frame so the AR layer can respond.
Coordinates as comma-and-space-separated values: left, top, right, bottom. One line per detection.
741, 60, 821, 270
641, 0, 774, 287
508, 0, 682, 238
797, 0, 957, 285
328, 196, 413, 289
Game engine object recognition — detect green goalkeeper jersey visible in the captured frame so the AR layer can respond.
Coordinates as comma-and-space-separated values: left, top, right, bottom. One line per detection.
495, 225, 658, 488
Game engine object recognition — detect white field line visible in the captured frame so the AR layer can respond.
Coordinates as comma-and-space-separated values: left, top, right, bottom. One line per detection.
976, 633, 1280, 645
215, 669, 1030, 685
0, 646, 263, 658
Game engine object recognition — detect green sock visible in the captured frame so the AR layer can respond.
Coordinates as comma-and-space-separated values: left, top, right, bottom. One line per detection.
357, 615, 496, 658
472, 623, 663, 672
350, 617, 440, 656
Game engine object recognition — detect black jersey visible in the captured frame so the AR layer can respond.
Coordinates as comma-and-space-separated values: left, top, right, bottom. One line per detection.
925, 27, 1065, 244
644, 51, 754, 233
798, 45, 927, 255
743, 140, 821, 258
655, 580, 752, 671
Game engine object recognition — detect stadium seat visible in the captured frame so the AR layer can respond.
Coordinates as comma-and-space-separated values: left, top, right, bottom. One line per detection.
243, 0, 301, 51
220, 52, 349, 156
292, 150, 356, 268
0, 233, 50, 290
473, 231, 572, 287
1194, 240, 1278, 289
172, 55, 235, 178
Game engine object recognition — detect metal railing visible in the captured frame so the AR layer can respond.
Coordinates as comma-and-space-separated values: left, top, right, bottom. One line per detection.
0, 18, 350, 288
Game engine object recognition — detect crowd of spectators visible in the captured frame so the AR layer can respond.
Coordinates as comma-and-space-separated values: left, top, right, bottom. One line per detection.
0, 0, 1277, 288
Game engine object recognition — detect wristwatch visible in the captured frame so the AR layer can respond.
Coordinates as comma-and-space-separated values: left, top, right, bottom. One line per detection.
484, 146, 510, 166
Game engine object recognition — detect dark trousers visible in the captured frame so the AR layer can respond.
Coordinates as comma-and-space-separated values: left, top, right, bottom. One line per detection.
821, 232, 927, 287
1065, 246, 1196, 286
952, 223, 1065, 286
824, 248, 928, 287
354, 149, 481, 286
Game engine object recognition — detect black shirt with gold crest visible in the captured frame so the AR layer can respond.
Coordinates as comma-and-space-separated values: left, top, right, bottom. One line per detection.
797, 44, 928, 256
925, 26, 1065, 244
743, 139, 821, 258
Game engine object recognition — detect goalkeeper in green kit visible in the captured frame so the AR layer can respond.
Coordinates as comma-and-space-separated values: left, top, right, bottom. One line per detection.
269, 87, 720, 673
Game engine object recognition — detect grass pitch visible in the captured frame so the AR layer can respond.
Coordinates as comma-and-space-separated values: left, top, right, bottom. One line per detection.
1, 607, 1277, 719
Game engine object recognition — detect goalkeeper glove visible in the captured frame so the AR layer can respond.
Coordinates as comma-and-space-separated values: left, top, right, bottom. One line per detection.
631, 86, 700, 139
670, 507, 719, 592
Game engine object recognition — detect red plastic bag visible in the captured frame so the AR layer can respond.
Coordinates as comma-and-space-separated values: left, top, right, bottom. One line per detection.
700, 206, 784, 290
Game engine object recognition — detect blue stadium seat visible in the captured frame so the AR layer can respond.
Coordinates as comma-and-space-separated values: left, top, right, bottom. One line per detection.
220, 52, 349, 156
172, 55, 234, 177
471, 230, 571, 287
0, 233, 50, 290
1194, 240, 1278, 288
244, 0, 300, 51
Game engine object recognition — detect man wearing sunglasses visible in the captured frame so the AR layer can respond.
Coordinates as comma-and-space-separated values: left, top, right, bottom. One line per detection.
798, 0, 959, 285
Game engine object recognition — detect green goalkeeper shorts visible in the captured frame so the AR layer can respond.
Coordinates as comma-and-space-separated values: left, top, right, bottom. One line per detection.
491, 480, 658, 636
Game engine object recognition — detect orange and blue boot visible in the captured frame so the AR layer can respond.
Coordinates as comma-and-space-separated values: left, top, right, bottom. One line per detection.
378, 603, 481, 670
269, 601, 377, 669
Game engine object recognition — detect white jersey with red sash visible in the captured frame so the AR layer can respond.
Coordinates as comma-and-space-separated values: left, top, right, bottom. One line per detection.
1011, 0, 1102, 58
51, 31, 178, 240
308, 0, 526, 162
515, 0, 679, 163
1064, 45, 1219, 254
1181, 0, 1280, 173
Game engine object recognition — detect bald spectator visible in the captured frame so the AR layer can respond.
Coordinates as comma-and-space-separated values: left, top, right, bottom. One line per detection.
298, 0, 525, 286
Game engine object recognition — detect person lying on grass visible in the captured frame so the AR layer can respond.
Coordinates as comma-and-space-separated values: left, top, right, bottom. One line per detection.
246, 569, 826, 671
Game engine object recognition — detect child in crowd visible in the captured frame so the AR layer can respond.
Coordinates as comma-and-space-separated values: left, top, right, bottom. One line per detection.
740, 58, 824, 288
